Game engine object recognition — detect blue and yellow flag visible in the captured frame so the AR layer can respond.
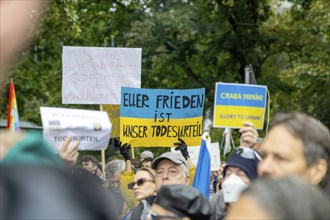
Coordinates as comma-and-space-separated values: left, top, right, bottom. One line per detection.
120, 87, 205, 147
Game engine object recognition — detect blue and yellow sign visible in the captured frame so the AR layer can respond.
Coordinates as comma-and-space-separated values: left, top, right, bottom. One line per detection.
120, 87, 205, 147
213, 83, 267, 129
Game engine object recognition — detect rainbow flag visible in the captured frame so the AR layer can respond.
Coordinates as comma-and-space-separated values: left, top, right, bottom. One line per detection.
7, 80, 20, 132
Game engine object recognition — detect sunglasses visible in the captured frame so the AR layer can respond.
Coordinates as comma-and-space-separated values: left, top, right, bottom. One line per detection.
127, 178, 155, 189
232, 147, 262, 161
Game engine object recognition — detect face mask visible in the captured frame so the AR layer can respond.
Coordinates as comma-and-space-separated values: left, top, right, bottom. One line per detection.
222, 174, 248, 203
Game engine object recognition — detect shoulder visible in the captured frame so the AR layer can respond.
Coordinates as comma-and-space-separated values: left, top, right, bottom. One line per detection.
130, 202, 144, 219
210, 190, 226, 220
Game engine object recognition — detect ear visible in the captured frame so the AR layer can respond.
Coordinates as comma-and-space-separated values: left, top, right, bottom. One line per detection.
93, 163, 98, 171
185, 175, 190, 185
306, 159, 328, 185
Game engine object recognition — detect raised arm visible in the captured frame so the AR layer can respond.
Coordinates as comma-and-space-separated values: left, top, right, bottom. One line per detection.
239, 121, 259, 148
174, 138, 194, 168
58, 137, 79, 167
119, 142, 132, 172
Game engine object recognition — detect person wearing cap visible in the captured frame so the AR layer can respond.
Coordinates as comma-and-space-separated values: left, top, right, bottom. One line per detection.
148, 184, 213, 220
141, 157, 153, 169
149, 137, 198, 187
140, 150, 154, 163
151, 151, 191, 189
150, 121, 259, 189
211, 147, 261, 220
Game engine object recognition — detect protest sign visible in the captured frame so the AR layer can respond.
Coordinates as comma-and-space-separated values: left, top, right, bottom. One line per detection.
213, 83, 267, 129
62, 46, 141, 104
103, 105, 120, 138
171, 142, 221, 171
40, 107, 112, 151
120, 87, 205, 147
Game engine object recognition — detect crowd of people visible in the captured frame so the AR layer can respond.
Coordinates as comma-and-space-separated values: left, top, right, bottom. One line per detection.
2, 112, 329, 219
1, 1, 329, 219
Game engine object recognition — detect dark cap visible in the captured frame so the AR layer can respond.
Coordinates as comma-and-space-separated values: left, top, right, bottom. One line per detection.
154, 184, 212, 220
151, 152, 188, 169
223, 153, 259, 180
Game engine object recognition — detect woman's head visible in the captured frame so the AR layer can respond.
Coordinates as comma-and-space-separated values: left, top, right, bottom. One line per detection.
129, 167, 156, 201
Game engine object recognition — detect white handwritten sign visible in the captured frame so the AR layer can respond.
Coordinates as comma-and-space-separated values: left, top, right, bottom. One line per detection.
40, 107, 112, 151
62, 46, 141, 104
171, 142, 221, 171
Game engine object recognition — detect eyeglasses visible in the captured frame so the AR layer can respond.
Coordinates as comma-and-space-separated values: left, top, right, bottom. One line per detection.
232, 147, 262, 161
147, 212, 182, 220
127, 178, 155, 189
155, 168, 182, 178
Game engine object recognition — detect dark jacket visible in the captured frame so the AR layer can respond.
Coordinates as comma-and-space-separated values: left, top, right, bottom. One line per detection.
1, 165, 118, 219
128, 195, 156, 220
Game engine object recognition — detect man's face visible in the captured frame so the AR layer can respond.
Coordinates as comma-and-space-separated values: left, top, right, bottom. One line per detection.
258, 125, 310, 180
142, 161, 152, 169
109, 172, 121, 192
155, 159, 189, 189
224, 167, 251, 184
82, 161, 97, 174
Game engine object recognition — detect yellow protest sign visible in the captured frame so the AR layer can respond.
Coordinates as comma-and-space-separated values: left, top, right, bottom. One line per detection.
120, 87, 205, 147
103, 105, 120, 138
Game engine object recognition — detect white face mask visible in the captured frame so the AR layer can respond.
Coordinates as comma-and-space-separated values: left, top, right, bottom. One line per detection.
222, 174, 248, 203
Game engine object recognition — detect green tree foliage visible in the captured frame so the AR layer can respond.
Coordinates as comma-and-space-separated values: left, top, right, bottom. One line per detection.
259, 0, 330, 127
1, 0, 328, 148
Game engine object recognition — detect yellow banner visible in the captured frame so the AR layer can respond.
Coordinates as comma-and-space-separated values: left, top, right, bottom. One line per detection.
121, 117, 203, 147
214, 106, 265, 129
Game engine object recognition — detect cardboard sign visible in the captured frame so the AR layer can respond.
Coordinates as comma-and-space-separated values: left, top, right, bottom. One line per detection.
62, 46, 141, 104
171, 142, 221, 171
40, 107, 112, 150
213, 83, 267, 129
103, 105, 120, 138
120, 87, 205, 147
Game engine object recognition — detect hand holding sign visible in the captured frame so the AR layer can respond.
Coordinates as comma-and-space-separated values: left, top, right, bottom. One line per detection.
119, 142, 132, 161
59, 137, 80, 167
40, 107, 112, 151
239, 121, 259, 148
174, 138, 190, 160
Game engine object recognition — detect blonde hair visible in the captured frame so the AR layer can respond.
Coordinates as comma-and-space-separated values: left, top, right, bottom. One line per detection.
137, 167, 156, 180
